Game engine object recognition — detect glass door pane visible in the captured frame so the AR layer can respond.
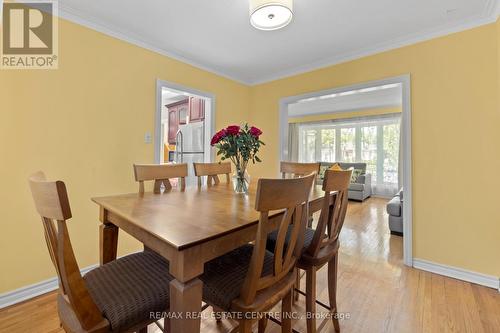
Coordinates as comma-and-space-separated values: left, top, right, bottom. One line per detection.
383, 124, 400, 184
340, 128, 356, 162
320, 129, 335, 162
301, 129, 317, 162
361, 126, 377, 179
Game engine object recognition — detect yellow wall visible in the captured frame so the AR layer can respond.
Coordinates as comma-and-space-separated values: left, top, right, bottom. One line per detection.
250, 22, 500, 277
498, 19, 500, 104
288, 106, 401, 123
0, 19, 251, 293
1, 16, 500, 294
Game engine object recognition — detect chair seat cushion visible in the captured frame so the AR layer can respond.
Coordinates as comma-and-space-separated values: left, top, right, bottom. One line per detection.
348, 183, 365, 192
266, 225, 316, 253
200, 244, 274, 311
84, 251, 172, 331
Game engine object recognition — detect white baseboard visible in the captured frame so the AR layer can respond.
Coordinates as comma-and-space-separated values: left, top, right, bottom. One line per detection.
413, 258, 500, 291
0, 264, 97, 309
0, 251, 141, 309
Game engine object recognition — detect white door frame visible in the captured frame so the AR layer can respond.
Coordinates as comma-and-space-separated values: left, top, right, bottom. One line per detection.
278, 75, 413, 266
155, 79, 216, 164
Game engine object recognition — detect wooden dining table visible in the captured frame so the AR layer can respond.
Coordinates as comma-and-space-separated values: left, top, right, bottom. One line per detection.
92, 182, 331, 333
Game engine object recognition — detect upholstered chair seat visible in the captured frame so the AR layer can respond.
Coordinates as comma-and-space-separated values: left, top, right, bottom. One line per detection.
84, 251, 172, 332
200, 245, 274, 311
266, 226, 317, 253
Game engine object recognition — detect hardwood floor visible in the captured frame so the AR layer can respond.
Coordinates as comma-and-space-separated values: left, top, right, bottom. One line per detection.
1, 197, 499, 333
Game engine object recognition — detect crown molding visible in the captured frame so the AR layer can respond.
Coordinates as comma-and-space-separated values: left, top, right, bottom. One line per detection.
57, 3, 250, 85
56, 1, 500, 86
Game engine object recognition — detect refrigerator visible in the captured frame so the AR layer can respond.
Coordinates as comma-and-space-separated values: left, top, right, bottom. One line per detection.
175, 121, 204, 186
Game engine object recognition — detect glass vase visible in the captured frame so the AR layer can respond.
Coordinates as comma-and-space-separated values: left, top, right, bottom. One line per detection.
232, 168, 250, 194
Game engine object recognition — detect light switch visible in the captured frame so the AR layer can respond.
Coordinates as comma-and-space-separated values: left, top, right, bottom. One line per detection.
144, 132, 152, 144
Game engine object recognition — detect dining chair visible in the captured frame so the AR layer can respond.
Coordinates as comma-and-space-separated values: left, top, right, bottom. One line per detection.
280, 162, 321, 179
200, 173, 316, 333
267, 169, 352, 333
29, 172, 172, 333
193, 162, 231, 186
134, 163, 188, 193
281, 162, 321, 232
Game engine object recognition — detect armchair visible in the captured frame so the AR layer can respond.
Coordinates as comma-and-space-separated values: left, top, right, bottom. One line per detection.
319, 162, 372, 201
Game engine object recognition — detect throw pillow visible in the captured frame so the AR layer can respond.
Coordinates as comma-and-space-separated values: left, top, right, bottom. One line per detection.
350, 169, 363, 183
329, 163, 343, 171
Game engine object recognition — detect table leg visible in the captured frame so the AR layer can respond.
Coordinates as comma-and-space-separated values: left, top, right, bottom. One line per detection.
99, 208, 118, 265
169, 278, 203, 333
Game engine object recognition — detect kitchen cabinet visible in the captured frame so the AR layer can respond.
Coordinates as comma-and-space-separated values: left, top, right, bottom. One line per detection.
189, 97, 205, 122
166, 97, 205, 144
178, 103, 188, 125
167, 107, 179, 144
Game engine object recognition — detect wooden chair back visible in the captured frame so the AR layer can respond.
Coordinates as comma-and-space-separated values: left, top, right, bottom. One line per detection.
239, 173, 316, 305
193, 162, 231, 186
133, 163, 188, 193
28, 172, 106, 331
280, 161, 320, 179
306, 169, 352, 258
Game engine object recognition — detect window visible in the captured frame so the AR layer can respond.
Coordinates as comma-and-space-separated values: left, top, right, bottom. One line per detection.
340, 128, 356, 162
297, 114, 401, 195
383, 124, 400, 184
299, 130, 316, 161
321, 129, 335, 162
361, 126, 377, 180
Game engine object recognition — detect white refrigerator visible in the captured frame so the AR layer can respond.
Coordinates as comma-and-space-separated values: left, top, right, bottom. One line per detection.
175, 121, 204, 186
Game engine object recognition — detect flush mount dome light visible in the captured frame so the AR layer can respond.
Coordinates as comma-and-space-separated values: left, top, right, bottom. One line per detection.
250, 0, 293, 31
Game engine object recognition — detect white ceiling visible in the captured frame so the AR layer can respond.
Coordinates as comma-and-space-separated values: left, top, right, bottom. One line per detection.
59, 0, 499, 85
288, 84, 402, 117
162, 89, 189, 105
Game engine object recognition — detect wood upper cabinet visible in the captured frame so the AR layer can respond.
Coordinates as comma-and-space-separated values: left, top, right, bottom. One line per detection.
178, 103, 188, 125
167, 107, 178, 144
189, 97, 205, 122
166, 97, 205, 144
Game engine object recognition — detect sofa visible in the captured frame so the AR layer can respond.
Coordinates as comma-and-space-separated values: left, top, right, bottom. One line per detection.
387, 189, 403, 236
319, 162, 372, 201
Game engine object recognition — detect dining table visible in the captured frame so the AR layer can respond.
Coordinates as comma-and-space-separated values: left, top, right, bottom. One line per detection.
92, 182, 332, 333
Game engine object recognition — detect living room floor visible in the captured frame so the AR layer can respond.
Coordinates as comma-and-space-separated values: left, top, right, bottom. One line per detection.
1, 198, 499, 333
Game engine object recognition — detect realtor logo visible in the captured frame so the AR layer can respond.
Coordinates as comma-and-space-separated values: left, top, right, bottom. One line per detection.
1, 0, 58, 69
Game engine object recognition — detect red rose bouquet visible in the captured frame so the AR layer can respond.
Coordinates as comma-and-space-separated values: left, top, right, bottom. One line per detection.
210, 123, 264, 193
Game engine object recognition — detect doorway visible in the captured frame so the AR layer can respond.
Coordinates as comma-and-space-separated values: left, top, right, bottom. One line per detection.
155, 79, 216, 186
279, 75, 413, 266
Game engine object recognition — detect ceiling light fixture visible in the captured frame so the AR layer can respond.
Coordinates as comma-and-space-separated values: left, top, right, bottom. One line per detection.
250, 0, 293, 31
